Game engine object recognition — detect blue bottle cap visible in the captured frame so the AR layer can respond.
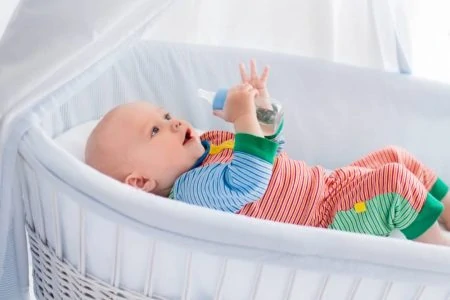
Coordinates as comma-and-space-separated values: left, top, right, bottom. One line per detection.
213, 88, 228, 110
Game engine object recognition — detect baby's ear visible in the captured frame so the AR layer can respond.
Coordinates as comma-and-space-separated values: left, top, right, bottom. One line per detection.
125, 172, 157, 192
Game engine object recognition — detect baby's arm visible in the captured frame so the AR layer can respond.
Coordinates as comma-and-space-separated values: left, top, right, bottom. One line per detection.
240, 60, 285, 153
173, 134, 278, 212
173, 84, 278, 212
239, 59, 271, 112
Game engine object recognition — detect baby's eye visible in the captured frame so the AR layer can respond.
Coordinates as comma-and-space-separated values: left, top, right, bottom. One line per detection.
164, 113, 171, 120
151, 126, 159, 137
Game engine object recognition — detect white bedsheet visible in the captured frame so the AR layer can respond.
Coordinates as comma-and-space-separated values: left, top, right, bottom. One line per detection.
54, 120, 99, 162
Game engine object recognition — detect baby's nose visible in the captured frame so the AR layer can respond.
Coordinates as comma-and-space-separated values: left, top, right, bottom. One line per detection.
171, 120, 182, 131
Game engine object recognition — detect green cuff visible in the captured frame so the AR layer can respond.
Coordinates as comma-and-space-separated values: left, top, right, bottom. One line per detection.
401, 194, 444, 240
265, 118, 284, 140
235, 133, 278, 164
430, 177, 449, 201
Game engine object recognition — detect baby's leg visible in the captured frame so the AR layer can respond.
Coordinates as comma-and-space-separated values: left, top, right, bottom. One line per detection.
350, 146, 450, 228
438, 192, 450, 230
327, 163, 444, 242
350, 146, 438, 188
415, 222, 450, 246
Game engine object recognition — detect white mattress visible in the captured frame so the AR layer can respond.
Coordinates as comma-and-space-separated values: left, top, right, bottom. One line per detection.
55, 120, 99, 161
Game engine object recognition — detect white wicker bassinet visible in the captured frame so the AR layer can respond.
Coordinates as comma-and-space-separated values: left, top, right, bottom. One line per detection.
13, 40, 450, 300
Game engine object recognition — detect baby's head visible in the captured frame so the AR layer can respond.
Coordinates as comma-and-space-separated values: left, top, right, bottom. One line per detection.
85, 101, 205, 196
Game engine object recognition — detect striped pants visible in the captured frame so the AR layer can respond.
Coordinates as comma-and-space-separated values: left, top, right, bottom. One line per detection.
322, 146, 448, 239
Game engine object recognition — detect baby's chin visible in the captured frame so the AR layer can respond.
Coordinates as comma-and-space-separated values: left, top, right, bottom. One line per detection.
191, 138, 206, 158
181, 136, 203, 160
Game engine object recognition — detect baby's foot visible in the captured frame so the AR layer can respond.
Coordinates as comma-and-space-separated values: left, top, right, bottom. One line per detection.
438, 217, 450, 231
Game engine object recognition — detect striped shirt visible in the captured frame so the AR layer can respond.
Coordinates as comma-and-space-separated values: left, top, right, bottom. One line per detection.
173, 133, 279, 212
173, 125, 328, 227
172, 127, 444, 234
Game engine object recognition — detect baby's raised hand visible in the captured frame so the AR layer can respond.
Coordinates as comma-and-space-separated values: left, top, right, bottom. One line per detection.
222, 83, 259, 123
239, 59, 272, 110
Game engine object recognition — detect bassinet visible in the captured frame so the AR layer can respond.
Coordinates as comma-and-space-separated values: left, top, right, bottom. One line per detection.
2, 2, 450, 300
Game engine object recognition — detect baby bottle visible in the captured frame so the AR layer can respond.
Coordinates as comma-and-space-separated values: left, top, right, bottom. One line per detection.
198, 88, 284, 133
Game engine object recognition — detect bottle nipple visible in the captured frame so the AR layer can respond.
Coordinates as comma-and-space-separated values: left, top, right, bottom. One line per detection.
198, 89, 215, 105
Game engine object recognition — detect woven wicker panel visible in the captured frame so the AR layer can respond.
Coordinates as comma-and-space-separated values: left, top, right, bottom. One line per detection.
27, 227, 164, 300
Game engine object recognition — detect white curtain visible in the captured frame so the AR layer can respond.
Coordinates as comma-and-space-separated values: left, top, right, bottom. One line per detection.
0, 0, 19, 39
409, 0, 450, 83
143, 0, 411, 72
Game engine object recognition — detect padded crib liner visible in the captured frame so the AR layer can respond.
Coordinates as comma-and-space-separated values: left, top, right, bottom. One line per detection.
13, 41, 450, 299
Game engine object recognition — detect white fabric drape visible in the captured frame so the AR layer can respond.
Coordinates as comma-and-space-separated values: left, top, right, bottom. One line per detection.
0, 0, 19, 40
143, 0, 411, 72
409, 0, 450, 83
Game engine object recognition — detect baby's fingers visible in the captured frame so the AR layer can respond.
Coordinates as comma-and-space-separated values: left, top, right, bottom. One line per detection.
239, 63, 249, 83
236, 83, 253, 91
248, 87, 259, 98
260, 65, 270, 83
213, 110, 225, 119
250, 59, 258, 80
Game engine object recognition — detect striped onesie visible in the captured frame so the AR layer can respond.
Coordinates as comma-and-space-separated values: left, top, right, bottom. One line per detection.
171, 124, 449, 239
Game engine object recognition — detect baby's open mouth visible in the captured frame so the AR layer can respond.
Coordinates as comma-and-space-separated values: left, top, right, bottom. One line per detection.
183, 128, 193, 145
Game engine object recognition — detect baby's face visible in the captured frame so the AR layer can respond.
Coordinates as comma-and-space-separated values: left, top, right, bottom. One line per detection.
86, 102, 205, 195
128, 103, 205, 191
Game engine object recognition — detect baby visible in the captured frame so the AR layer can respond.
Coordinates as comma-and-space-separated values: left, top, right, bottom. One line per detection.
86, 60, 450, 246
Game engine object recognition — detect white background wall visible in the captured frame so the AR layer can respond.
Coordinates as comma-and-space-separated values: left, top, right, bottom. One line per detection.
1, 0, 449, 83
410, 0, 450, 83
142, 0, 450, 83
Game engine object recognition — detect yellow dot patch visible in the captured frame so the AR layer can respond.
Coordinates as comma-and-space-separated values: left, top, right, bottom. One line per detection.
354, 202, 367, 213
209, 140, 235, 155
